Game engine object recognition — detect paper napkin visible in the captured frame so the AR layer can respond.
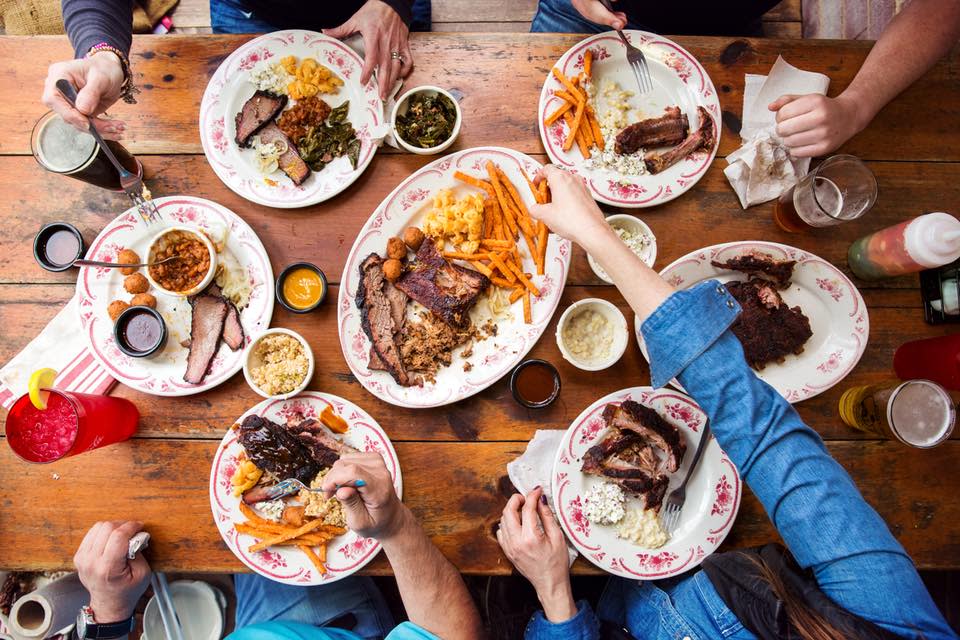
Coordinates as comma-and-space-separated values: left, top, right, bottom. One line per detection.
725, 56, 830, 208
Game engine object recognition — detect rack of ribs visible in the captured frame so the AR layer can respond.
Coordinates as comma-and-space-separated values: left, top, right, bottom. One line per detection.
644, 106, 715, 174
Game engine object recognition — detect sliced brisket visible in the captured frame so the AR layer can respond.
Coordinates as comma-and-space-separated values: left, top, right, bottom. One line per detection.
285, 416, 359, 469
235, 90, 287, 147
183, 293, 228, 384
357, 253, 411, 386
615, 106, 689, 155
258, 123, 310, 185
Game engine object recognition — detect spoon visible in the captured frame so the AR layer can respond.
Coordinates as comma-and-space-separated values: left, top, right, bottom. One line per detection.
73, 255, 180, 269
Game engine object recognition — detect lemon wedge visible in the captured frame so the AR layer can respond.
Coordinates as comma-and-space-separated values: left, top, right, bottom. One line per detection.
28, 368, 58, 410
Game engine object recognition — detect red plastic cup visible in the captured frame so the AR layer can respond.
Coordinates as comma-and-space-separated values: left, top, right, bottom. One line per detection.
4, 390, 139, 463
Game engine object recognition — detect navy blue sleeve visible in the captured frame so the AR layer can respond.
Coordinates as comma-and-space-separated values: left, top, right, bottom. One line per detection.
62, 0, 134, 58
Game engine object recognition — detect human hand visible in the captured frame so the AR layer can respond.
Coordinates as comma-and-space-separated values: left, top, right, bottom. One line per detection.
42, 53, 126, 139
769, 93, 868, 158
323, 0, 413, 100
530, 165, 613, 252
571, 0, 628, 29
322, 452, 406, 540
73, 521, 151, 623
496, 487, 576, 624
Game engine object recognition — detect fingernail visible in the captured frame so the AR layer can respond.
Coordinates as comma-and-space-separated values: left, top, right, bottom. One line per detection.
533, 485, 542, 492
540, 494, 548, 505
354, 479, 366, 487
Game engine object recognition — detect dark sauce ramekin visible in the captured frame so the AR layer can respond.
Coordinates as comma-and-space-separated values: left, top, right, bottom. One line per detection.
509, 359, 562, 409
276, 262, 328, 314
33, 222, 85, 272
114, 305, 167, 358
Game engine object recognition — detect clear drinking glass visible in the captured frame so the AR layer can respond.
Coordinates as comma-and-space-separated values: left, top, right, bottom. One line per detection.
774, 154, 878, 232
838, 379, 956, 448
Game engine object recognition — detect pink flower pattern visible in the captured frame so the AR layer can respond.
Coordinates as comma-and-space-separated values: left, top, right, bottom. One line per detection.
211, 117, 227, 153
338, 537, 374, 560
606, 180, 645, 199
568, 496, 591, 536
93, 243, 124, 278
666, 274, 684, 287
711, 476, 733, 517
816, 350, 844, 374
255, 549, 287, 570
661, 52, 691, 83
635, 551, 679, 571
363, 435, 384, 455
579, 417, 606, 445
400, 188, 430, 211
237, 48, 273, 71
277, 401, 318, 424
816, 277, 844, 302
665, 402, 701, 432
167, 206, 201, 224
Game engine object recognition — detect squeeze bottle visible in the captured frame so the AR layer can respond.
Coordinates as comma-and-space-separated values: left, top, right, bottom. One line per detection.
847, 212, 960, 280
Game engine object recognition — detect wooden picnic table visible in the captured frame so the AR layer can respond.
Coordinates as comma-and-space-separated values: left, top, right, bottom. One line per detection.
0, 33, 958, 574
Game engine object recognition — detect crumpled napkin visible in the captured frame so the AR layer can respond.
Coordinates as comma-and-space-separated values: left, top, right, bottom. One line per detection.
0, 296, 115, 410
507, 430, 579, 566
724, 56, 830, 208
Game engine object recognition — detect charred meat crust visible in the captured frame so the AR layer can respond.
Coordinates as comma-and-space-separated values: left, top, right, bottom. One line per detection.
357, 253, 411, 386
235, 91, 288, 147
724, 279, 813, 370
644, 106, 715, 175
609, 401, 687, 473
284, 416, 359, 469
183, 293, 228, 384
238, 414, 319, 486
615, 106, 689, 155
711, 255, 796, 290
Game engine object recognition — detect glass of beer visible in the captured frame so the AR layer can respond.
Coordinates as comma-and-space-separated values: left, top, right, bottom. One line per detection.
30, 111, 142, 191
838, 379, 955, 448
774, 155, 878, 232
4, 390, 139, 463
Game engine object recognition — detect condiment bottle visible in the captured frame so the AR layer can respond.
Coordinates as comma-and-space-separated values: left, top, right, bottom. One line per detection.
894, 334, 960, 391
847, 212, 960, 280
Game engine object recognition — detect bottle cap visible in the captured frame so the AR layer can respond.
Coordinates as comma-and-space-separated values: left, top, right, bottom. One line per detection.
911, 212, 960, 268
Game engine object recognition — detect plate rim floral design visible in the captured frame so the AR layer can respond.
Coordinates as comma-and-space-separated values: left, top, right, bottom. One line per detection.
635, 241, 870, 403
199, 30, 382, 208
75, 196, 274, 397
336, 146, 572, 409
552, 386, 741, 580
537, 30, 721, 208
208, 391, 403, 585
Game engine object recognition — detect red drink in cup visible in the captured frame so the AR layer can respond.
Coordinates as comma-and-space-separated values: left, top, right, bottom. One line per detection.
4, 390, 138, 463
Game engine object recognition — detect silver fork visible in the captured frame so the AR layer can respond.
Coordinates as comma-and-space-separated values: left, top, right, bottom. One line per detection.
55, 79, 162, 226
255, 477, 366, 502
598, 0, 653, 94
661, 422, 711, 536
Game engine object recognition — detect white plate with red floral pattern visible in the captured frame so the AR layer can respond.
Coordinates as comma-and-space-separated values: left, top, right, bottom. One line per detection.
635, 241, 869, 404
337, 146, 572, 408
553, 387, 740, 580
209, 392, 402, 585
199, 30, 382, 208
537, 31, 720, 208
76, 196, 273, 396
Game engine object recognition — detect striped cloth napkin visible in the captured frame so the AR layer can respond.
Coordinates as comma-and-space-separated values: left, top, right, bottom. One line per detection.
0, 296, 115, 410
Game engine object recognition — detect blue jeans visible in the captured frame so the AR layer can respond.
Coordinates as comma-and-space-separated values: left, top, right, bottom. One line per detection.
234, 574, 395, 640
525, 281, 958, 640
210, 0, 433, 34
531, 0, 649, 33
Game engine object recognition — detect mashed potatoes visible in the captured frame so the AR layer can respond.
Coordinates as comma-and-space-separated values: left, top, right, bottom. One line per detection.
617, 506, 668, 548
422, 189, 484, 254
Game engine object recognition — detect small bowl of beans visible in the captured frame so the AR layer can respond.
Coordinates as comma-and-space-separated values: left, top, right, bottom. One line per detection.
145, 226, 218, 297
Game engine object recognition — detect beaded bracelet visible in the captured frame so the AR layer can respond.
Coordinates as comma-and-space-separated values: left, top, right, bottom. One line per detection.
85, 42, 140, 104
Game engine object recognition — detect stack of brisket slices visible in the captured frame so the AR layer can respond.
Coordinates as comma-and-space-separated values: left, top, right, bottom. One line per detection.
581, 400, 688, 512
238, 412, 360, 504
711, 255, 813, 371
183, 284, 245, 384
355, 237, 490, 388
234, 90, 311, 185
613, 105, 715, 174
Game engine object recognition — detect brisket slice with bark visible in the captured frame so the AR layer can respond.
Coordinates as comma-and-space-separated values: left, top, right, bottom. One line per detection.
258, 123, 311, 185
285, 416, 360, 469
711, 255, 796, 290
357, 253, 411, 386
235, 90, 287, 147
644, 106, 715, 175
615, 106, 689, 155
725, 279, 813, 370
395, 238, 490, 329
183, 293, 228, 384
207, 283, 245, 351
368, 279, 409, 372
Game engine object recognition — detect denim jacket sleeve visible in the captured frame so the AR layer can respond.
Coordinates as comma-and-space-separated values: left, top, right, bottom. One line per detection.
524, 600, 601, 640
640, 280, 957, 640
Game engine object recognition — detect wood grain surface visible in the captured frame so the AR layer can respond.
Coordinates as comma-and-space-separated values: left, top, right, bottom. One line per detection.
1, 32, 958, 572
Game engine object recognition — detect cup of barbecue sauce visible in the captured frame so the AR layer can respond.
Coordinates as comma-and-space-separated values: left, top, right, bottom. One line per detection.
33, 222, 85, 272
510, 359, 561, 409
114, 306, 167, 358
277, 262, 327, 313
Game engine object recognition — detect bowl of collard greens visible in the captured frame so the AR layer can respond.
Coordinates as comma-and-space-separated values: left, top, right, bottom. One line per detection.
391, 86, 462, 155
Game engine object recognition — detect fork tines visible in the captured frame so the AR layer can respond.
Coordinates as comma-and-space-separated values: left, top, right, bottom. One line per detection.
629, 56, 654, 94
661, 503, 681, 535
127, 188, 162, 225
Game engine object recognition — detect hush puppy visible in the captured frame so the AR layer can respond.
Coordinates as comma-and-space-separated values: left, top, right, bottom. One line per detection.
130, 293, 157, 309
383, 259, 403, 282
386, 237, 407, 260
107, 300, 130, 322
124, 273, 149, 294
117, 249, 140, 275
403, 226, 425, 251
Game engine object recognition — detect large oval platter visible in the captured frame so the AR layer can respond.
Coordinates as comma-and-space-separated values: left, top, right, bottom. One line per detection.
337, 147, 572, 408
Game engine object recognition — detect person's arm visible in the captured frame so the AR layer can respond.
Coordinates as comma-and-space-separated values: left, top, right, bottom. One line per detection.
62, 0, 134, 59
322, 453, 484, 640
529, 165, 956, 639
770, 0, 960, 157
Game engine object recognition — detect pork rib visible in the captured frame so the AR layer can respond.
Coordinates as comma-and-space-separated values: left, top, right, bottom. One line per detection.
644, 106, 715, 174
711, 254, 796, 290
605, 401, 687, 473
615, 106, 689, 154
235, 91, 287, 147
724, 279, 813, 370
581, 425, 672, 512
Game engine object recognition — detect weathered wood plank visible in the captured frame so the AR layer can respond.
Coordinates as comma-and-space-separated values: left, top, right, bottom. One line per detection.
762, 21, 803, 39
764, 0, 803, 23
2, 35, 958, 161
2, 155, 957, 287
0, 284, 951, 443
0, 439, 955, 572
432, 0, 539, 23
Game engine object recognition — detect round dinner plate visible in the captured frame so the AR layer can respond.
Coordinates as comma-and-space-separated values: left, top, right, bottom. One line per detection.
553, 387, 741, 580
199, 30, 383, 208
636, 241, 870, 403
209, 392, 402, 585
337, 146, 572, 408
537, 31, 721, 208
76, 196, 274, 396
